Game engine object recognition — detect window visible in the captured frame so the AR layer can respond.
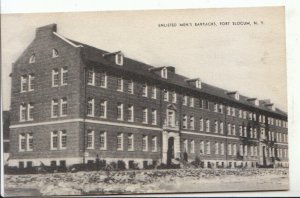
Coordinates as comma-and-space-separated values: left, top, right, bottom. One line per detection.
199, 99, 203, 108
205, 119, 210, 132
228, 144, 232, 155
232, 124, 236, 135
250, 127, 253, 138
60, 98, 68, 116
249, 112, 253, 120
167, 110, 176, 128
243, 111, 247, 119
183, 95, 188, 106
206, 141, 211, 154
244, 145, 248, 156
238, 109, 242, 118
115, 53, 123, 65
51, 99, 59, 118
142, 108, 148, 124
215, 142, 219, 154
214, 103, 218, 112
214, 121, 219, 133
128, 133, 134, 151
128, 105, 134, 122
199, 118, 204, 131
29, 54, 35, 63
243, 126, 247, 137
204, 100, 209, 110
60, 130, 67, 149
231, 107, 236, 116
142, 135, 148, 151
219, 104, 223, 113
227, 106, 231, 116
220, 142, 224, 155
183, 139, 188, 152
87, 69, 95, 85
100, 72, 107, 88
171, 91, 177, 103
27, 103, 34, 121
19, 134, 26, 151
239, 125, 243, 136
254, 128, 258, 139
21, 75, 28, 92
254, 146, 258, 156
51, 131, 58, 150
61, 67, 68, 85
220, 122, 224, 134
87, 130, 94, 149
196, 79, 201, 88
161, 67, 168, 79
100, 131, 107, 150
250, 146, 254, 156
127, 80, 133, 94
239, 144, 244, 156
52, 69, 59, 87
151, 86, 157, 99
141, 83, 148, 97
253, 113, 257, 121
117, 77, 123, 91
182, 115, 187, 129
233, 144, 237, 155
190, 140, 195, 153
117, 103, 124, 120
189, 116, 195, 130
151, 109, 157, 125
87, 98, 94, 117
227, 123, 231, 135
100, 100, 107, 118
200, 141, 204, 155
152, 136, 157, 152
26, 133, 33, 151
163, 90, 169, 101
28, 74, 35, 91
189, 97, 194, 107
52, 49, 59, 58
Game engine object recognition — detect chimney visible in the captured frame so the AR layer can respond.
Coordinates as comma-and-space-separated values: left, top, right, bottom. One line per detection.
36, 24, 57, 38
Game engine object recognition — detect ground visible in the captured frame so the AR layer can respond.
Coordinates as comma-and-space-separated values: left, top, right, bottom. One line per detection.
4, 168, 289, 196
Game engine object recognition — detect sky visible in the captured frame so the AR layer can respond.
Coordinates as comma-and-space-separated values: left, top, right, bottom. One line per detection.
1, 7, 287, 112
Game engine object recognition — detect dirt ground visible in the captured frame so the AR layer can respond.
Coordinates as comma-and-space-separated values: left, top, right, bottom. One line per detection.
4, 168, 289, 196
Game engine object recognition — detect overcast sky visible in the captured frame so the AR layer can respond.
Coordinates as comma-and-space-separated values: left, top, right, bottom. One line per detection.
1, 7, 287, 111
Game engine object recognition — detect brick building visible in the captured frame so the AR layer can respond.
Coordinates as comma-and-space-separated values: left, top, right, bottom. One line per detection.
8, 24, 288, 169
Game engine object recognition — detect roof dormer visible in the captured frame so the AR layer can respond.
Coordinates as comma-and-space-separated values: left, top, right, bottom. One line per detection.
247, 98, 259, 106
149, 66, 175, 79
227, 91, 239, 100
185, 78, 202, 89
161, 67, 168, 79
103, 51, 124, 66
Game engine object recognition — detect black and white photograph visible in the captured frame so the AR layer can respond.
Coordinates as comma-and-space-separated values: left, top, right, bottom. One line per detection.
1, 3, 295, 196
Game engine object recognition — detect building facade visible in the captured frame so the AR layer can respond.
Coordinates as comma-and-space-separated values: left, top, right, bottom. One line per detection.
8, 24, 288, 169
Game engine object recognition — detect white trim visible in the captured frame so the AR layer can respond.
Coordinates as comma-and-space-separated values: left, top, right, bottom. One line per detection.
99, 131, 107, 150
10, 118, 162, 131
275, 142, 288, 146
181, 130, 239, 140
53, 32, 83, 48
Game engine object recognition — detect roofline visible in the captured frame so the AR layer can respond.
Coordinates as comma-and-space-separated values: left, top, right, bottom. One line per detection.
53, 32, 83, 48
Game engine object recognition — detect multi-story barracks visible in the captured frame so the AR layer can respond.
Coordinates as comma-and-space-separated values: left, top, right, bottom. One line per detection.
8, 24, 288, 169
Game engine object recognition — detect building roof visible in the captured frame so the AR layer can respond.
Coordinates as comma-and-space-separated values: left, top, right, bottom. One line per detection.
66, 37, 287, 118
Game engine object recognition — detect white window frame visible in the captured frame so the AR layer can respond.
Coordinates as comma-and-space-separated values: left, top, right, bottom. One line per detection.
52, 69, 59, 87
60, 130, 67, 150
190, 116, 195, 130
60, 98, 67, 117
61, 67, 68, 86
29, 54, 36, 63
152, 136, 157, 152
163, 89, 169, 101
117, 103, 124, 120
128, 133, 134, 151
27, 133, 33, 151
19, 133, 26, 152
87, 98, 95, 117
128, 105, 134, 122
183, 115, 187, 129
20, 104, 26, 122
183, 95, 188, 106
220, 142, 224, 155
87, 68, 95, 86
52, 49, 59, 58
100, 100, 107, 118
142, 83, 148, 97
206, 141, 211, 155
142, 135, 148, 152
190, 140, 195, 153
189, 97, 194, 107
206, 119, 210, 132
220, 122, 224, 134
151, 109, 157, 125
161, 67, 168, 79
171, 91, 177, 103
214, 120, 219, 133
51, 131, 58, 150
100, 72, 107, 88
117, 77, 124, 92
100, 131, 107, 150
51, 99, 59, 118
21, 75, 27, 92
228, 143, 232, 155
115, 53, 123, 66
142, 108, 148, 124
227, 123, 231, 135
183, 139, 188, 153
27, 103, 34, 121
28, 74, 35, 91
151, 86, 157, 99
214, 103, 218, 112
232, 124, 236, 135
117, 133, 124, 151
215, 142, 219, 155
87, 130, 94, 149
128, 79, 133, 94
233, 144, 237, 155
199, 118, 204, 131
200, 141, 204, 155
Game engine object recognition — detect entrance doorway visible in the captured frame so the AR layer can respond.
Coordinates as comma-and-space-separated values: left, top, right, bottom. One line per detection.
167, 137, 174, 165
